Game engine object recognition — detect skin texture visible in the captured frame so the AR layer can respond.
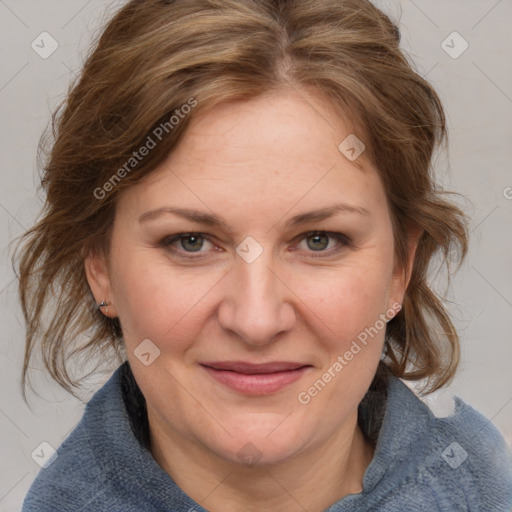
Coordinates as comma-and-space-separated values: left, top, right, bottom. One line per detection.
86, 86, 419, 512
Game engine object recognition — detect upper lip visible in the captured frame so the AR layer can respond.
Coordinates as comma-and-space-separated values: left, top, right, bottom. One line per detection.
200, 361, 310, 374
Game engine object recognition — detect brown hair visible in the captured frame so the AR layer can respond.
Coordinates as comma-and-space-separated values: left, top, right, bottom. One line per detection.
15, 0, 468, 400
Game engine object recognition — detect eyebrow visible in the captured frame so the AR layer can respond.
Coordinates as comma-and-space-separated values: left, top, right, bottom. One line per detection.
138, 203, 370, 230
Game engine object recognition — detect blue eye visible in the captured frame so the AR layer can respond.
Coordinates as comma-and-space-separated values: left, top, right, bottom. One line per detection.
302, 232, 336, 251
176, 234, 205, 252
160, 231, 350, 259
161, 233, 212, 254
295, 231, 351, 258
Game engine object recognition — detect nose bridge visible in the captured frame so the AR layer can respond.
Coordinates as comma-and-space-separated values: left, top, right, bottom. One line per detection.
219, 245, 295, 345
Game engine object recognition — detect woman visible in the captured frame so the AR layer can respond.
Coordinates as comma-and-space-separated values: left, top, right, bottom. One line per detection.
16, 0, 512, 510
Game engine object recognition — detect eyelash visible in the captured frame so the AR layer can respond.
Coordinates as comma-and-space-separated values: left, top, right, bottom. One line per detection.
159, 231, 351, 260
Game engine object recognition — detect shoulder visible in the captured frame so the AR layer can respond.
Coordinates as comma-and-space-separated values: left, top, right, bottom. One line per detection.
424, 396, 512, 511
397, 380, 512, 511
21, 421, 110, 511
22, 363, 181, 512
333, 377, 512, 511
364, 377, 512, 511
22, 368, 123, 512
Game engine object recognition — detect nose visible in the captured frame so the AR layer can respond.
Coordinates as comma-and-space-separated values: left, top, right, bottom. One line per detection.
217, 250, 296, 347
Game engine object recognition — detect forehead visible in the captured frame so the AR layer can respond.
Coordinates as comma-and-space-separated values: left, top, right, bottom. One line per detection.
174, 88, 368, 170
117, 88, 385, 222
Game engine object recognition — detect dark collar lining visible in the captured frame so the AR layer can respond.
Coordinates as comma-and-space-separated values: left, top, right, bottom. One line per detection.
120, 361, 150, 449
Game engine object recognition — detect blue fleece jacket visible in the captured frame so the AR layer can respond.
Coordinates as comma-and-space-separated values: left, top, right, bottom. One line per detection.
22, 362, 512, 511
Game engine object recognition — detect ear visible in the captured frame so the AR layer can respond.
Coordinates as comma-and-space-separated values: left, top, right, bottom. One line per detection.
402, 224, 422, 289
388, 225, 423, 311
84, 247, 117, 318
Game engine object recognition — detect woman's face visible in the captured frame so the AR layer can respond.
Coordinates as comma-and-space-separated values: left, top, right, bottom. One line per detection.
87, 87, 412, 467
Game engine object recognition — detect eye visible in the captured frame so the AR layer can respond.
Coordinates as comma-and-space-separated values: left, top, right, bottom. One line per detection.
295, 231, 350, 257
160, 232, 214, 256
159, 230, 351, 260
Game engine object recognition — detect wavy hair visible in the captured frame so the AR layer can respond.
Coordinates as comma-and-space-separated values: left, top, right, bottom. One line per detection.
15, 0, 468, 399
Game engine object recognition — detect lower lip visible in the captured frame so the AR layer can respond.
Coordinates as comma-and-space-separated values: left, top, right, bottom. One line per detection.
202, 366, 310, 395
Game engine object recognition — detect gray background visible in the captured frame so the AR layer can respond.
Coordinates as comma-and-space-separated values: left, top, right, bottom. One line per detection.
1, 1, 511, 510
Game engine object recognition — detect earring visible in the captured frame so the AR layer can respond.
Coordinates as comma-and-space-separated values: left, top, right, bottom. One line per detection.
98, 300, 110, 317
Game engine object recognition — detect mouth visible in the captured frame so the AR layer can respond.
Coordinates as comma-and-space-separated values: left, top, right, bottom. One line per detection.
200, 361, 313, 395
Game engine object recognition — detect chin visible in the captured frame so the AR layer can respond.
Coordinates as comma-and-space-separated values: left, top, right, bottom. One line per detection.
204, 413, 308, 467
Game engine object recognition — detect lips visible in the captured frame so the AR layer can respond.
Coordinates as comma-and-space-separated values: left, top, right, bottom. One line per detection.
200, 361, 312, 395
201, 361, 308, 374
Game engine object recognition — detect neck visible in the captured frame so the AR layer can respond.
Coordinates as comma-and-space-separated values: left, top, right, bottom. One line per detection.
148, 408, 374, 512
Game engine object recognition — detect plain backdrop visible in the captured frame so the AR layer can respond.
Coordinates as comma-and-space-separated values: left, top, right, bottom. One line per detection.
1, 1, 511, 510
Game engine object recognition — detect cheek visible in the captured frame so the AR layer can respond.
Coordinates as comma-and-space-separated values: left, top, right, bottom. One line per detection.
294, 266, 391, 404
110, 248, 225, 349
292, 258, 393, 344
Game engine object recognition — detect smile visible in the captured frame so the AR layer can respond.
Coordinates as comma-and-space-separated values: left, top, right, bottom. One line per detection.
200, 361, 313, 395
